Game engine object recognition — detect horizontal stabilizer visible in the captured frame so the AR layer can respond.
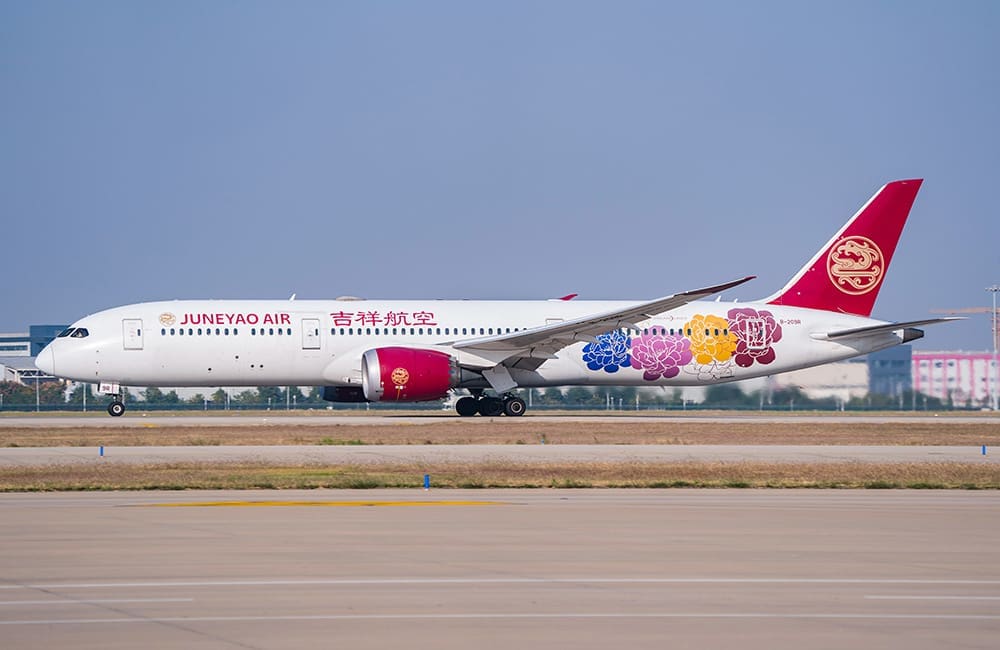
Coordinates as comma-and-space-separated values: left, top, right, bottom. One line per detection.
817, 317, 963, 341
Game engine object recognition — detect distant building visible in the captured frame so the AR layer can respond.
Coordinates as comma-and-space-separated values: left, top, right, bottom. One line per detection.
912, 351, 998, 405
868, 345, 912, 397
0, 325, 66, 385
768, 360, 868, 401
0, 325, 66, 357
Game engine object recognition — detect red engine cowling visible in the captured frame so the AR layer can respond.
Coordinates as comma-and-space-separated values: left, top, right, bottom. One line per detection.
361, 347, 460, 402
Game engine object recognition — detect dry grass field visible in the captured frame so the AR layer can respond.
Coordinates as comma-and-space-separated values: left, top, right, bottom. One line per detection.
2, 416, 998, 490
2, 419, 999, 447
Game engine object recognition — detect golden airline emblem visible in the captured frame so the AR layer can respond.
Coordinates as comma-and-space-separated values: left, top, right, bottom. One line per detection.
390, 367, 410, 388
159, 312, 177, 326
826, 235, 884, 295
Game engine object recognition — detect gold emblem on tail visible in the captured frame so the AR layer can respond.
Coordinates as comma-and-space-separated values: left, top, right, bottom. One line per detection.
827, 236, 883, 295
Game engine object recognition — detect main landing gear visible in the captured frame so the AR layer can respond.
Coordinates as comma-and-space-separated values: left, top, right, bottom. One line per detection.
455, 392, 526, 417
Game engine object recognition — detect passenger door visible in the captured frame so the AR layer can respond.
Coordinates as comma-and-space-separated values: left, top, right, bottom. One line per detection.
123, 319, 143, 350
302, 318, 321, 350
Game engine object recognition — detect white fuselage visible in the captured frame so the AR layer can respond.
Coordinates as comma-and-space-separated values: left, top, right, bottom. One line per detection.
37, 298, 905, 391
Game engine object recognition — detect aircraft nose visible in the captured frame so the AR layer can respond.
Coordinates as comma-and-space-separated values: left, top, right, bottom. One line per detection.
35, 345, 55, 376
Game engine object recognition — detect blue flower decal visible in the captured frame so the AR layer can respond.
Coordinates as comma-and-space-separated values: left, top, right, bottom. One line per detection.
582, 330, 632, 373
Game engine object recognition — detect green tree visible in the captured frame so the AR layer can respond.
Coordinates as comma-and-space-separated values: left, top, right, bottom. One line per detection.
232, 389, 260, 406
536, 388, 565, 405
257, 386, 283, 406
565, 387, 598, 406
68, 383, 95, 404
703, 384, 754, 408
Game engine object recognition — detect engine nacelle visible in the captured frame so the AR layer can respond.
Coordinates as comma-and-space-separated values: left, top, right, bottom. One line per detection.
361, 347, 460, 402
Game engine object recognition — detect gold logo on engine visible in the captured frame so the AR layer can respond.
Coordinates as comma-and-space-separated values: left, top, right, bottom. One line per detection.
390, 367, 410, 387
827, 235, 884, 295
159, 312, 176, 326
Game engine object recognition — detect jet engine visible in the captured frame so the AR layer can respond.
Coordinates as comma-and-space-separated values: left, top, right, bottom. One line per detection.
361, 347, 462, 402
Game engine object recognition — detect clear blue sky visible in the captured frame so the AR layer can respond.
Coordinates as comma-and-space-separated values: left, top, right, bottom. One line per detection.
3, 1, 998, 351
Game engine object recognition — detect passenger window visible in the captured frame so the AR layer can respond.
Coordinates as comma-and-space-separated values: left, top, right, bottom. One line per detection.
161, 328, 166, 336
179, 329, 184, 336
252, 328, 257, 335
198, 328, 203, 335
170, 328, 175, 335
224, 328, 230, 335
462, 328, 467, 335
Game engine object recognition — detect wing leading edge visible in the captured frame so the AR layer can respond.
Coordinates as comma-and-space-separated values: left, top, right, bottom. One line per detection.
453, 276, 755, 376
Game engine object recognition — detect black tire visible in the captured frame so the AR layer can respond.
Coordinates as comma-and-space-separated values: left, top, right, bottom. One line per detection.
478, 397, 504, 417
503, 397, 526, 417
455, 396, 479, 417
107, 402, 125, 417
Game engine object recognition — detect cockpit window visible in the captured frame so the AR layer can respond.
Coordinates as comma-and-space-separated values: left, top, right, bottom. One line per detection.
58, 328, 75, 338
70, 328, 89, 338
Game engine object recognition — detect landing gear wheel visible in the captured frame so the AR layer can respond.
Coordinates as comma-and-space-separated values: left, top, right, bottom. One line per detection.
503, 396, 526, 417
107, 401, 125, 417
478, 397, 504, 417
455, 396, 479, 417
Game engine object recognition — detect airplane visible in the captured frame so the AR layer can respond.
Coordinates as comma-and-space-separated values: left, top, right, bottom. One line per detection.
35, 179, 958, 417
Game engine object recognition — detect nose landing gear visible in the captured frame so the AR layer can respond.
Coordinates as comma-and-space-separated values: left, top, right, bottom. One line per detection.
107, 400, 125, 417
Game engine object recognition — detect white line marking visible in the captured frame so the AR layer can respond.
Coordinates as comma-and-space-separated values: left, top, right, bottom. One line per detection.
2, 612, 1000, 625
0, 598, 194, 606
3, 578, 1000, 590
865, 595, 1000, 601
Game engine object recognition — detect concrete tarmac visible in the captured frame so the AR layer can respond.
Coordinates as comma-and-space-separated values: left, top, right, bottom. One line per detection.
2, 412, 996, 427
0, 490, 997, 649
0, 443, 996, 466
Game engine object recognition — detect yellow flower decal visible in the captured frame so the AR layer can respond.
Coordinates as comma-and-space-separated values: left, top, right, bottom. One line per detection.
683, 314, 737, 365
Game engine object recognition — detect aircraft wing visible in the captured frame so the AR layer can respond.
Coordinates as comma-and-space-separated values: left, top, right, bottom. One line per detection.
453, 276, 755, 374
816, 317, 964, 341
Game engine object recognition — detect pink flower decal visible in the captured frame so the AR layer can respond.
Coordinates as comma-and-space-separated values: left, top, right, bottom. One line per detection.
726, 308, 783, 367
630, 333, 692, 380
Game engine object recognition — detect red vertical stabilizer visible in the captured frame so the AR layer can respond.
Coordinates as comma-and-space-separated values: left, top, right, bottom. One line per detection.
765, 179, 923, 317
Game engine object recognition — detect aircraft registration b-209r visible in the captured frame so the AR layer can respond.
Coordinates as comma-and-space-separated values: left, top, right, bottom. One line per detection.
37, 179, 957, 417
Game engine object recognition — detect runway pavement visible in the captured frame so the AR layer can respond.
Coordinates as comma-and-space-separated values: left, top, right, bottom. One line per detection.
0, 490, 997, 649
0, 443, 996, 466
2, 412, 996, 427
